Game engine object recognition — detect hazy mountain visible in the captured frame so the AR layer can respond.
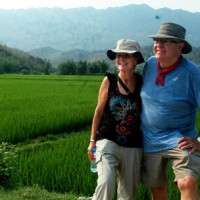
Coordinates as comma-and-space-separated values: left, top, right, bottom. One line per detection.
0, 4, 199, 67
0, 4, 199, 52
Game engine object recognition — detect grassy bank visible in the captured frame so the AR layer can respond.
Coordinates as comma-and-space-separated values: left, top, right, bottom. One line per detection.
0, 186, 77, 200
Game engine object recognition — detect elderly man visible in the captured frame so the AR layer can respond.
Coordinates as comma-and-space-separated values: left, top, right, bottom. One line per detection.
141, 22, 200, 200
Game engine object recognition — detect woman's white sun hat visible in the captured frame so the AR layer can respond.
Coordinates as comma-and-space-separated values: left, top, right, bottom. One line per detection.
107, 39, 145, 64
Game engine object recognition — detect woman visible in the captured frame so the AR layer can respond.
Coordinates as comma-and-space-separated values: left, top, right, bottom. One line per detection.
87, 39, 144, 200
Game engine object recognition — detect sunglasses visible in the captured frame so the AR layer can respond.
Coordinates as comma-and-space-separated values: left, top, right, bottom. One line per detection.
153, 39, 181, 45
116, 53, 133, 59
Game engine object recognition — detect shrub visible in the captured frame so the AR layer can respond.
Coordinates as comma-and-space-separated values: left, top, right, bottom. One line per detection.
0, 142, 18, 188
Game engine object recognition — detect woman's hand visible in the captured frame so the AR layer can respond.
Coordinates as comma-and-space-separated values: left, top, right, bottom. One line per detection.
87, 141, 96, 160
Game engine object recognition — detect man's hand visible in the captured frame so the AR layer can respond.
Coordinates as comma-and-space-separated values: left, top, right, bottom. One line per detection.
177, 137, 200, 154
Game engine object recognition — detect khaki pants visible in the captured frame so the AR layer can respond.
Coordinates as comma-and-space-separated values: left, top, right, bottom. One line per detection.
92, 139, 142, 200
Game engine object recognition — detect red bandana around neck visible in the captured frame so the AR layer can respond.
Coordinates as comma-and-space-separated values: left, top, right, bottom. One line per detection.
155, 56, 182, 86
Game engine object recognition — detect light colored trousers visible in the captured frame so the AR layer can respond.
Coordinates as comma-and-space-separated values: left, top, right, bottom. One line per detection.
92, 139, 142, 200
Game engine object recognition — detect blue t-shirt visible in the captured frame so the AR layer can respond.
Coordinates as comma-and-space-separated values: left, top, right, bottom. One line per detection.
141, 56, 200, 152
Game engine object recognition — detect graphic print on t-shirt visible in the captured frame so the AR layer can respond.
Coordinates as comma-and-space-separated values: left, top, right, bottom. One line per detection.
109, 96, 138, 144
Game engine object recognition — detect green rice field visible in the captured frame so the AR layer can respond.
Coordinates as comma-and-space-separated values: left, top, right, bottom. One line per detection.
0, 74, 102, 143
0, 74, 199, 199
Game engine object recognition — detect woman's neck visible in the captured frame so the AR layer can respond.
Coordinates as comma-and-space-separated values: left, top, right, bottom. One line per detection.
118, 72, 135, 83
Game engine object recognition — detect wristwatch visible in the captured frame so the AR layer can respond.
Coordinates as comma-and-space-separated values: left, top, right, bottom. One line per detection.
197, 136, 200, 142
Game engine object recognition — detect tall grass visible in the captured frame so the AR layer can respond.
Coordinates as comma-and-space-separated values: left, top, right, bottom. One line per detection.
196, 111, 200, 132
17, 130, 97, 197
0, 74, 102, 143
16, 129, 153, 199
1, 74, 200, 199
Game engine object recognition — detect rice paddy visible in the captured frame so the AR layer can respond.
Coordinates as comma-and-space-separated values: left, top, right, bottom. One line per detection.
0, 74, 199, 199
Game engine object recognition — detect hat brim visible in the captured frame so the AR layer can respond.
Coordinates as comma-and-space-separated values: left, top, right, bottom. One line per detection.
107, 50, 145, 64
148, 34, 192, 54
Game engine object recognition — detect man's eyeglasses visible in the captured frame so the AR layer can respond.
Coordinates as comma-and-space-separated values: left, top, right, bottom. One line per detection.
116, 53, 133, 59
153, 39, 181, 45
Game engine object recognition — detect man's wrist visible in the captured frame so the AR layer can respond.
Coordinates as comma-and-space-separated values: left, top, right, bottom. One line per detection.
90, 139, 96, 142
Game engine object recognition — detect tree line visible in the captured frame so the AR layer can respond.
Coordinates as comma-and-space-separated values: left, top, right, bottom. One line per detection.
0, 44, 199, 75
57, 60, 111, 75
0, 57, 112, 75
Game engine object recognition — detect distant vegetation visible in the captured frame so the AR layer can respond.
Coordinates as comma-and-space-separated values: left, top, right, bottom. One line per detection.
0, 44, 199, 75
0, 44, 52, 74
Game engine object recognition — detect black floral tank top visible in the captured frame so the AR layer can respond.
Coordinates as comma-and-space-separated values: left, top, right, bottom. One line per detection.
96, 73, 143, 148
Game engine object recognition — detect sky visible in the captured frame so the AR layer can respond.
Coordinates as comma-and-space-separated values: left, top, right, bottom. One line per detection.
0, 0, 199, 13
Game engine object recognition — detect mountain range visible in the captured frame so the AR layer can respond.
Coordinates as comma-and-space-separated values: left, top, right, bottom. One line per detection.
0, 4, 199, 67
